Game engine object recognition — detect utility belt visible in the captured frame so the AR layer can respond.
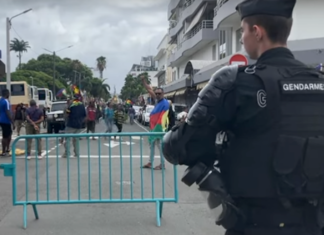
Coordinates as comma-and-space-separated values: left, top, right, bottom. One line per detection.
219, 198, 324, 231
243, 203, 313, 228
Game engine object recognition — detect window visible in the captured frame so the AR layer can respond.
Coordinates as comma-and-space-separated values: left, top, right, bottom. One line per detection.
0, 84, 26, 96
219, 30, 226, 59
236, 28, 242, 52
51, 102, 67, 112
212, 44, 216, 60
0, 85, 6, 95
11, 84, 25, 96
38, 90, 46, 100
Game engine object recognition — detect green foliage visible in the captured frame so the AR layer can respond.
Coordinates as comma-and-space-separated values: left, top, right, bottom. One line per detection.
96, 56, 106, 79
5, 52, 111, 100
10, 38, 30, 69
10, 70, 65, 91
120, 72, 151, 101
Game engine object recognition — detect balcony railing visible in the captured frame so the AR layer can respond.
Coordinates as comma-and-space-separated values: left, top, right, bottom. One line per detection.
169, 0, 196, 29
183, 0, 195, 9
170, 20, 213, 57
214, 0, 228, 16
183, 20, 213, 42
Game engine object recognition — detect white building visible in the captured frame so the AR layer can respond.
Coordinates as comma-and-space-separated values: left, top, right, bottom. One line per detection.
163, 0, 324, 106
128, 56, 159, 87
154, 34, 174, 88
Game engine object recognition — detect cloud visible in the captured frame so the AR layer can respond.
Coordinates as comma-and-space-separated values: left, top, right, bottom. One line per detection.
0, 0, 168, 93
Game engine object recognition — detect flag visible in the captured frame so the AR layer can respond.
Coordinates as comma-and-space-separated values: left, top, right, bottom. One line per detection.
71, 84, 80, 95
56, 88, 67, 97
148, 99, 169, 143
126, 99, 132, 105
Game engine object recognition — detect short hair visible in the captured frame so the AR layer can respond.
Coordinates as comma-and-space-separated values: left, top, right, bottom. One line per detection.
29, 99, 36, 106
243, 15, 293, 44
154, 87, 164, 92
2, 89, 9, 97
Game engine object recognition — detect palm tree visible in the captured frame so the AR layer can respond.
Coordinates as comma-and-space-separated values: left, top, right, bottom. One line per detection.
96, 56, 106, 79
10, 38, 30, 69
89, 77, 110, 99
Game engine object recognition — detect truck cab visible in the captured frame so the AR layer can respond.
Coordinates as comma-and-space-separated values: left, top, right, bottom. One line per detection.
46, 101, 67, 133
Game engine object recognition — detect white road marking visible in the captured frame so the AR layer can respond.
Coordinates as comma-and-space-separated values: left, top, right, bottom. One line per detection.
103, 140, 135, 148
39, 129, 87, 156
134, 120, 149, 132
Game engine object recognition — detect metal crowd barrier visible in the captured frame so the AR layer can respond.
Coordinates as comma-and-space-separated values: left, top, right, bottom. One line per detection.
0, 132, 178, 229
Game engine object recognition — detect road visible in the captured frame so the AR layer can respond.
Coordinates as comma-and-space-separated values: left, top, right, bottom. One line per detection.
0, 119, 225, 235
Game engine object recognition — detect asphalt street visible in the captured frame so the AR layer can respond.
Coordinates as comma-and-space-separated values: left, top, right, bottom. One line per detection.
0, 119, 225, 235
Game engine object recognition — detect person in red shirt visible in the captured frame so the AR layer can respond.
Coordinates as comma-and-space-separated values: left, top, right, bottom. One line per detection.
86, 101, 96, 140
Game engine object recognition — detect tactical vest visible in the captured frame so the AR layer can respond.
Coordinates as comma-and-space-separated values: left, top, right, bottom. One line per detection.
220, 64, 324, 200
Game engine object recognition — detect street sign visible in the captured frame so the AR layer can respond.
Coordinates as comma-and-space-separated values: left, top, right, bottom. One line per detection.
0, 60, 5, 77
229, 54, 248, 66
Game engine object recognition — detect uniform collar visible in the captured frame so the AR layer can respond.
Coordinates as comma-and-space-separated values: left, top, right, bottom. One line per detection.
257, 47, 294, 64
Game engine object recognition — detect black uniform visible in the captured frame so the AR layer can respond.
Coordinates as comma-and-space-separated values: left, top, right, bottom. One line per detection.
162, 0, 324, 234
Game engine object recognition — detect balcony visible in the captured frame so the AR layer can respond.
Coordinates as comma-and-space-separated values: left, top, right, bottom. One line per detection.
169, 20, 218, 66
168, 0, 182, 19
155, 65, 166, 78
169, 0, 215, 39
183, 0, 215, 21
213, 0, 241, 30
169, 20, 183, 39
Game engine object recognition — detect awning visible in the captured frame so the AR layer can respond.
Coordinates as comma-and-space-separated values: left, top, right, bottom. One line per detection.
185, 3, 207, 34
175, 88, 187, 95
196, 81, 208, 90
184, 60, 215, 74
155, 69, 166, 78
164, 91, 175, 97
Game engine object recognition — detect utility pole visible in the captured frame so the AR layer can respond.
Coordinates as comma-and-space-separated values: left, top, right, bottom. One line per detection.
78, 72, 82, 90
73, 70, 77, 84
43, 45, 73, 95
6, 9, 32, 100
53, 51, 56, 94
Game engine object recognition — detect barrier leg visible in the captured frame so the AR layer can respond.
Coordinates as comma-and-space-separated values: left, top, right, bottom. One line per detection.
32, 204, 39, 220
155, 201, 161, 226
159, 201, 164, 218
23, 204, 27, 229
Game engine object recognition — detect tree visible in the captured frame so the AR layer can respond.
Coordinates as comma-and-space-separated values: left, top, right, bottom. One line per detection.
10, 38, 30, 69
86, 78, 110, 100
20, 54, 94, 93
10, 70, 65, 91
17, 53, 111, 100
96, 56, 106, 79
120, 72, 151, 102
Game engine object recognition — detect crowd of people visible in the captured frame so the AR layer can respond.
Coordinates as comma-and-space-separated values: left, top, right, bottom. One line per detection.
0, 81, 183, 170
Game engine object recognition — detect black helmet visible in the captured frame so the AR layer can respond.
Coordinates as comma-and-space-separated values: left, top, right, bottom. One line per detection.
162, 124, 189, 165
162, 130, 179, 165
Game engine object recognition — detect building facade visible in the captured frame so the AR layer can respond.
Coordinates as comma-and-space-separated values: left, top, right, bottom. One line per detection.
163, 0, 324, 107
128, 56, 158, 87
154, 34, 169, 88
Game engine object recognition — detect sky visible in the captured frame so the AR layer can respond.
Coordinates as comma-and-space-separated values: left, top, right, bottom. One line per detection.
0, 0, 168, 93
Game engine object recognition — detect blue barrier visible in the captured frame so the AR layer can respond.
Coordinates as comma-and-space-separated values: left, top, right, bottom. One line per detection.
0, 132, 178, 229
